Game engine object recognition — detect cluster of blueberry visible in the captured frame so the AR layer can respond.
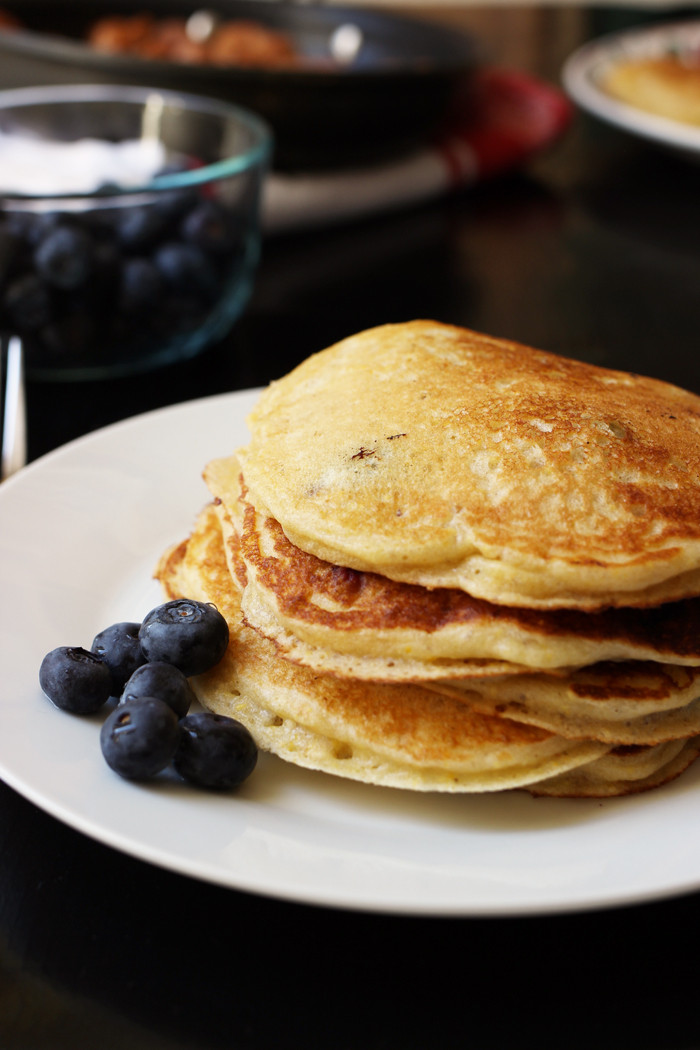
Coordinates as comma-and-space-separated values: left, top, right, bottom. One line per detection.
0, 179, 248, 371
39, 598, 258, 790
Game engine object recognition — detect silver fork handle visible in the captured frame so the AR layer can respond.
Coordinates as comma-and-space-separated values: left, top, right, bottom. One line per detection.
1, 335, 27, 481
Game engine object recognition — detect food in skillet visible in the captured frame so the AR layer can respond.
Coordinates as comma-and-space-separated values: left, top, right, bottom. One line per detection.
0, 7, 304, 67
156, 320, 700, 797
86, 12, 302, 67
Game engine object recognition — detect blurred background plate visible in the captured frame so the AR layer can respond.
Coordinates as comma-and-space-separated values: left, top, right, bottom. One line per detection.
0, 0, 477, 170
562, 19, 700, 161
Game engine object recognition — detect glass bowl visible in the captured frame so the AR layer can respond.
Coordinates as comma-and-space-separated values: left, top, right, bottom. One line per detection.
0, 83, 272, 380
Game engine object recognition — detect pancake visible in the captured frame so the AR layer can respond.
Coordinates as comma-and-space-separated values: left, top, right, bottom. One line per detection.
430, 664, 700, 745
205, 455, 700, 678
157, 504, 612, 793
155, 320, 700, 797
602, 56, 700, 127
203, 471, 700, 745
240, 321, 700, 610
528, 739, 700, 798
201, 683, 700, 798
210, 464, 531, 682
155, 504, 700, 795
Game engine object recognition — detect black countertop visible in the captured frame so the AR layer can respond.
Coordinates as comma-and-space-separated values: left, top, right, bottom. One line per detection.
4, 6, 700, 1048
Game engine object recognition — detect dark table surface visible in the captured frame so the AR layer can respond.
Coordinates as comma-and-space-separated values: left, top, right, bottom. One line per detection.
4, 5, 700, 1048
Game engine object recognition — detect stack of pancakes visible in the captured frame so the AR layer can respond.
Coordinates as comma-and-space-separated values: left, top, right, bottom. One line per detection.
158, 321, 700, 796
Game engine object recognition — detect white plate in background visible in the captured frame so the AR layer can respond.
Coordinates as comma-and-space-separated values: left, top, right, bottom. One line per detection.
563, 19, 700, 159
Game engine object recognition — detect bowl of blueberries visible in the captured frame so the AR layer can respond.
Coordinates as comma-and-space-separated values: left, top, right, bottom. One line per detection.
0, 82, 272, 379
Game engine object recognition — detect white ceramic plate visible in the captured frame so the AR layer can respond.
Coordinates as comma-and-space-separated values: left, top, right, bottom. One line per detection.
4, 390, 700, 917
563, 19, 700, 159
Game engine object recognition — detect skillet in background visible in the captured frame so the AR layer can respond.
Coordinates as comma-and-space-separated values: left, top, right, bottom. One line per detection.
0, 0, 477, 169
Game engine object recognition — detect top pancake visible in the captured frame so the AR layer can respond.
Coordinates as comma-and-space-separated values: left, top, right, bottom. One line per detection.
603, 57, 700, 126
204, 454, 700, 676
241, 321, 700, 609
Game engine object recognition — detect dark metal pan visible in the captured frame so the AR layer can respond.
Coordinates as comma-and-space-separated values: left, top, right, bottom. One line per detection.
0, 0, 477, 170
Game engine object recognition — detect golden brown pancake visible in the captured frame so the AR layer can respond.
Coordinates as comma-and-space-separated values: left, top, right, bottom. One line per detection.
528, 739, 700, 798
201, 476, 700, 747
205, 456, 700, 679
240, 321, 700, 609
430, 663, 700, 745
156, 504, 700, 795
603, 55, 700, 126
156, 321, 700, 797
157, 505, 613, 793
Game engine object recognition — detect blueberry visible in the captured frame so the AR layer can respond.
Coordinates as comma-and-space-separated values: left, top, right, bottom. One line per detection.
91, 622, 146, 693
115, 205, 166, 250
174, 712, 257, 790
139, 599, 228, 677
100, 697, 179, 780
2, 210, 34, 243
5, 210, 61, 250
181, 200, 238, 255
27, 212, 65, 248
153, 185, 199, 220
153, 241, 218, 295
95, 181, 121, 195
34, 225, 93, 290
121, 661, 195, 719
39, 646, 113, 714
91, 239, 122, 288
118, 257, 163, 313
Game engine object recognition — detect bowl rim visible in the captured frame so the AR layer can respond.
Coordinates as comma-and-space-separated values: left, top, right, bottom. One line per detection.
0, 81, 273, 201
